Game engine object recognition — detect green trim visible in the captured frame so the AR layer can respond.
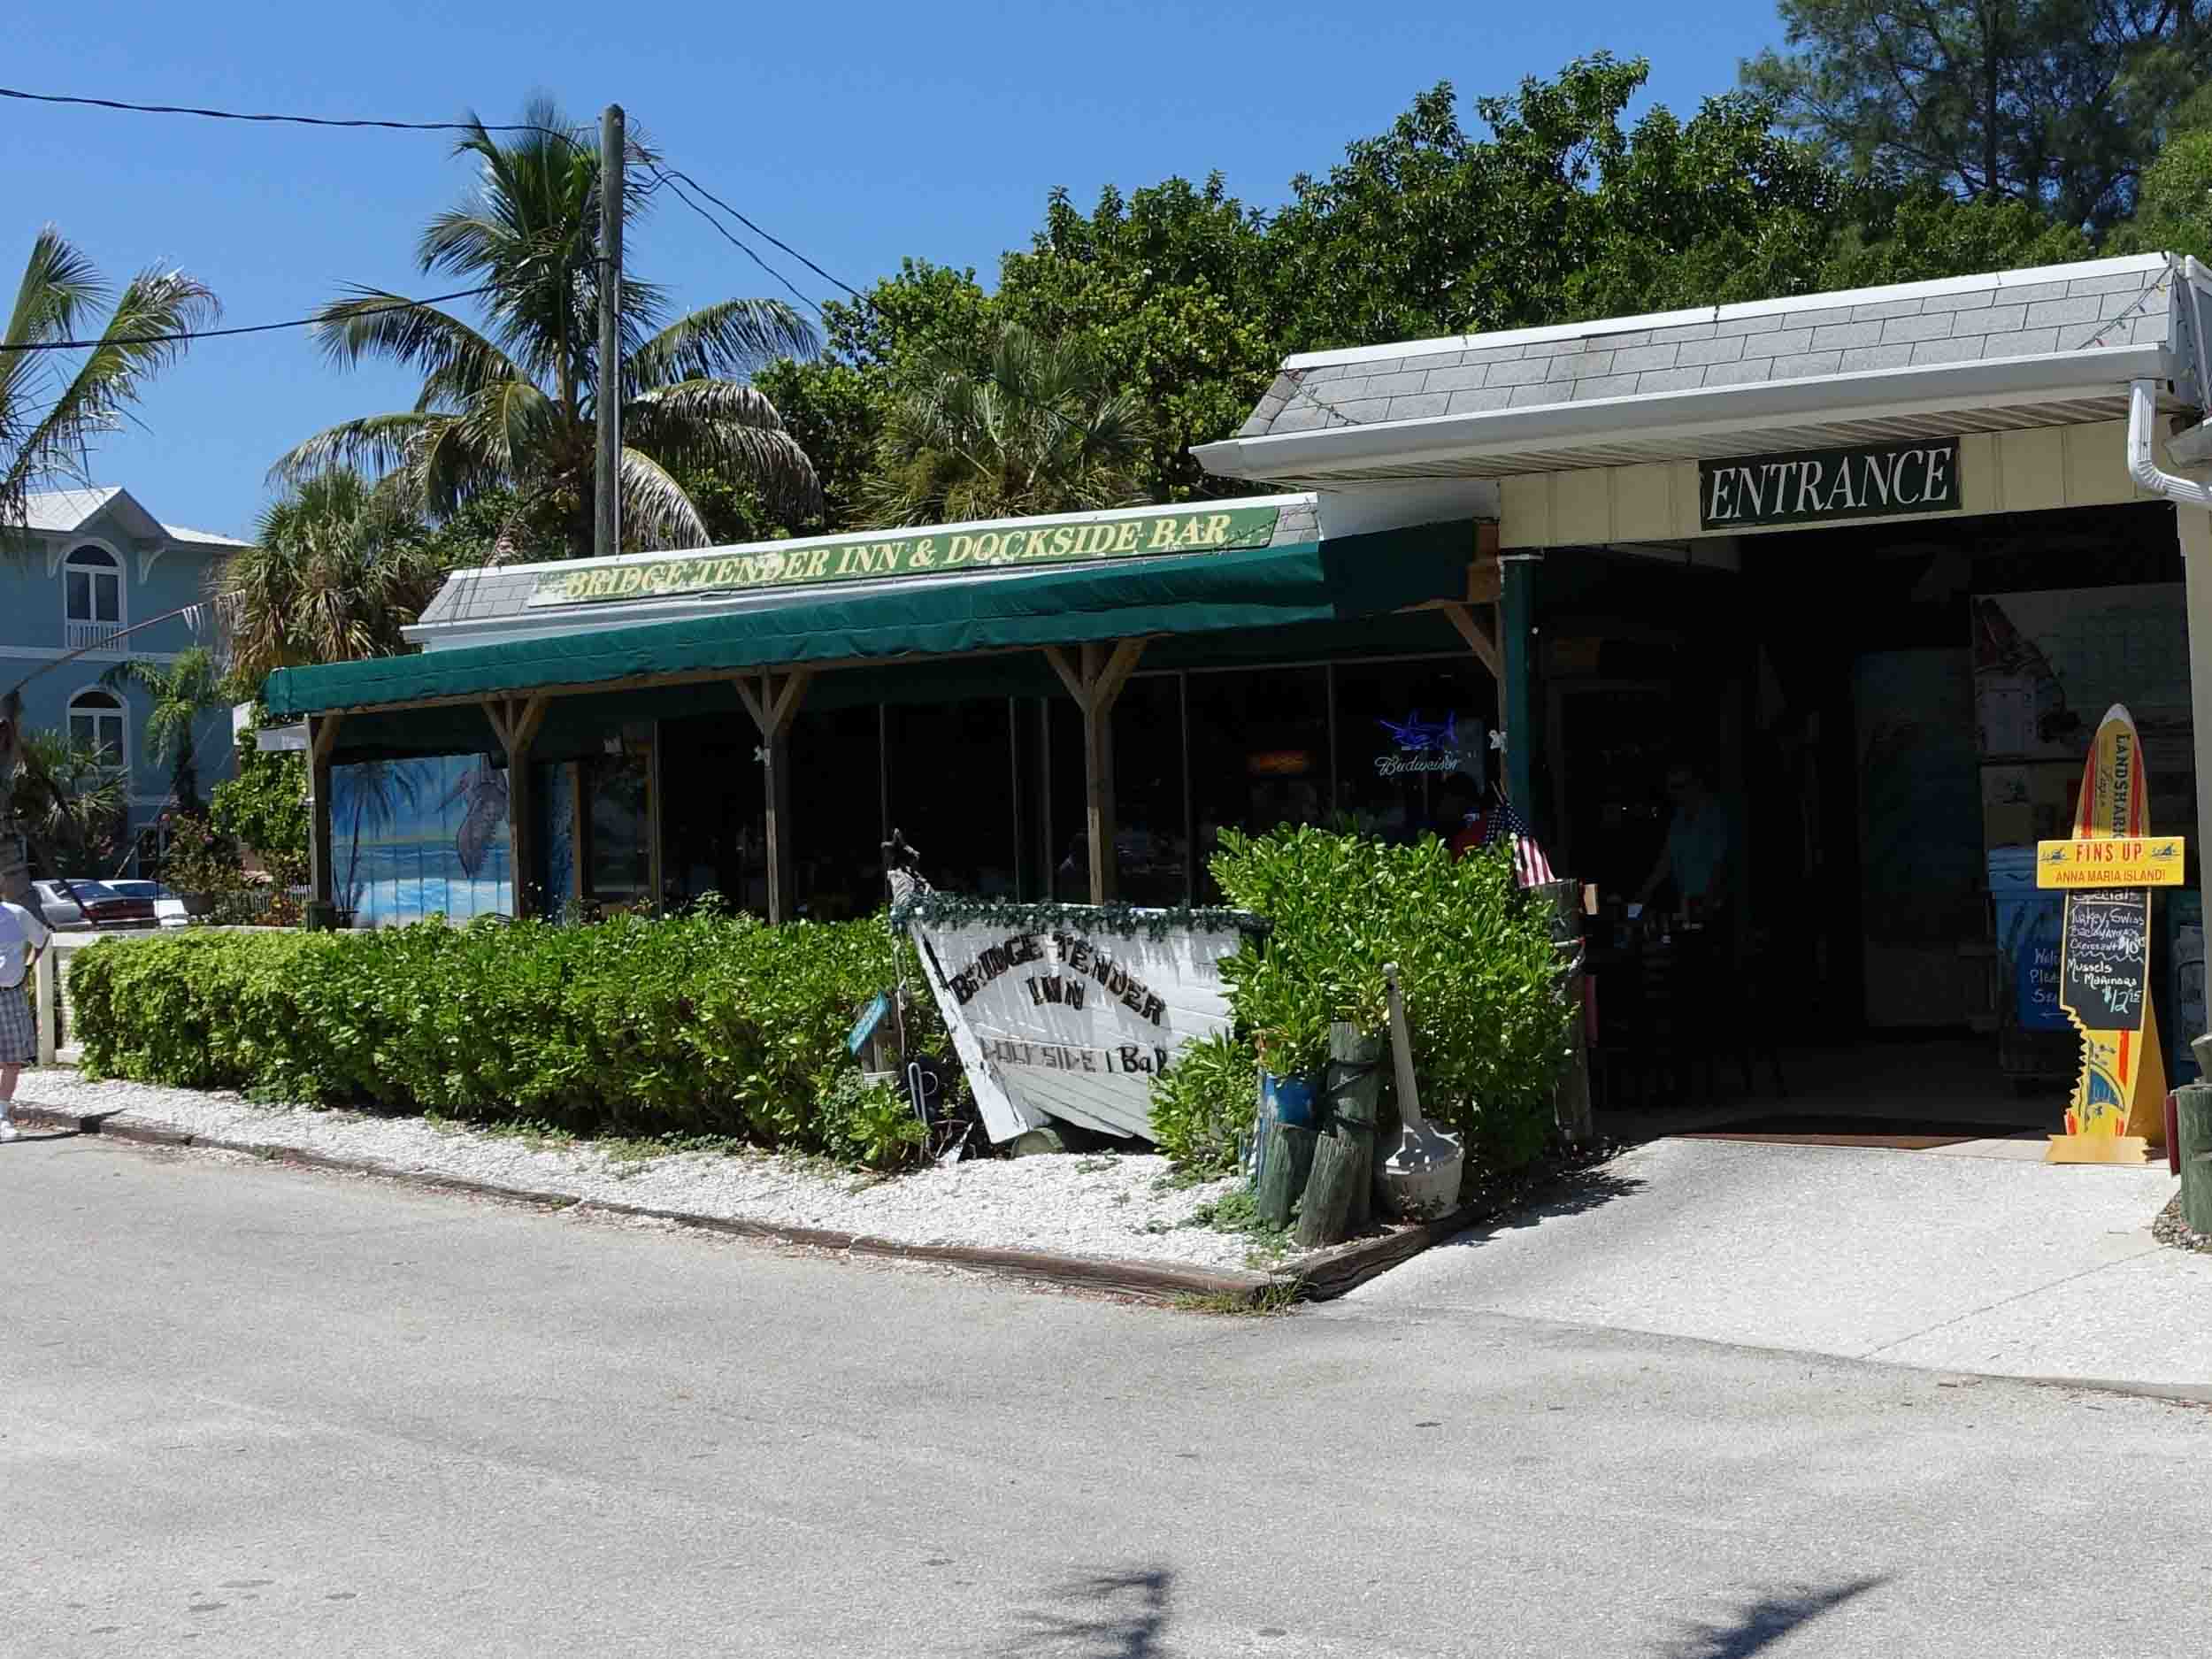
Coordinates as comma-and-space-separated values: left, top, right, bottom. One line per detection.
265, 522, 1477, 720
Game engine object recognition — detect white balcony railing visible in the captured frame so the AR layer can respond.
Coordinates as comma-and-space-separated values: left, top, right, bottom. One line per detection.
65, 619, 126, 653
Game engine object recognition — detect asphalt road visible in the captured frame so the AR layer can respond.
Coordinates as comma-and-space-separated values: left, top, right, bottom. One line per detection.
4, 1133, 2208, 1659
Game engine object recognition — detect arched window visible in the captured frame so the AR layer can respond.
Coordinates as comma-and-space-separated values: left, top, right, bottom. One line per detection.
63, 543, 125, 649
68, 688, 127, 772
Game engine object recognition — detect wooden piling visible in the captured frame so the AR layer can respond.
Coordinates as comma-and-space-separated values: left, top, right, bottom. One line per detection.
1295, 1023, 1384, 1249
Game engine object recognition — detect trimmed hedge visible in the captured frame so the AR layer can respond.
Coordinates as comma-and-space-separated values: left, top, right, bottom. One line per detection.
70, 914, 949, 1166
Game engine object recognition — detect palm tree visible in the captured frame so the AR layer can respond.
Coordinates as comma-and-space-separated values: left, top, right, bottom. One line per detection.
219, 470, 451, 686
11, 728, 128, 880
2, 227, 219, 538
1, 228, 215, 904
856, 323, 1152, 526
273, 102, 820, 557
98, 647, 229, 815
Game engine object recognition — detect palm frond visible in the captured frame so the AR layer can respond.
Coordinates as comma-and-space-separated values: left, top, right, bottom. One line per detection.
3, 260, 218, 519
307, 292, 523, 390
625, 378, 820, 518
628, 299, 817, 391
269, 411, 445, 488
616, 447, 712, 549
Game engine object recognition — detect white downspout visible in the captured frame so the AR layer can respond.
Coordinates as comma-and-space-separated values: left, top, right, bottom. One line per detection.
2128, 380, 2212, 1051
2127, 378, 2212, 505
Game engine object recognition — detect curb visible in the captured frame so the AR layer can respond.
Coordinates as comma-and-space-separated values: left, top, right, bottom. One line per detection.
6, 1101, 1281, 1308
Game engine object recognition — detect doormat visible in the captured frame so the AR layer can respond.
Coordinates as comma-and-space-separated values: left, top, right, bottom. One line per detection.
1675, 1113, 2051, 1150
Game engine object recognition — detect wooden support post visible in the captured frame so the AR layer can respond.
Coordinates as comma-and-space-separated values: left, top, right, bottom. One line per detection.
484, 696, 549, 918
35, 940, 58, 1065
307, 714, 342, 926
1500, 553, 1541, 825
1042, 639, 1146, 903
1296, 1023, 1384, 1248
735, 669, 813, 924
2178, 1084, 2212, 1234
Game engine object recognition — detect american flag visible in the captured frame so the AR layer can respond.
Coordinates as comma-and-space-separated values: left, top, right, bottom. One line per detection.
1482, 795, 1555, 888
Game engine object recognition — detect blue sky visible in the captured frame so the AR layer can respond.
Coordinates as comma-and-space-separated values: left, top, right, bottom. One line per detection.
5, 0, 1786, 540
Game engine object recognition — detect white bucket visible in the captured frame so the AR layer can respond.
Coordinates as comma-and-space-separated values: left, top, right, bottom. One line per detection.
1380, 1139, 1464, 1221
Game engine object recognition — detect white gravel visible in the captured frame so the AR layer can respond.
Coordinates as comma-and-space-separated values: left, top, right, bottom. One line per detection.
14, 1069, 1260, 1272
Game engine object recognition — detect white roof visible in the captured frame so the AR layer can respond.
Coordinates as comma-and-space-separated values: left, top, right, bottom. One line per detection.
20, 486, 250, 549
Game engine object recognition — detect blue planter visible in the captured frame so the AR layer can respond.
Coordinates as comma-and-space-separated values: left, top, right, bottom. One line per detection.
1249, 1069, 1321, 1187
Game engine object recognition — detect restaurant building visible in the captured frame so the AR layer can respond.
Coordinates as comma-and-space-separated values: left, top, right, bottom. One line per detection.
265, 250, 2212, 1105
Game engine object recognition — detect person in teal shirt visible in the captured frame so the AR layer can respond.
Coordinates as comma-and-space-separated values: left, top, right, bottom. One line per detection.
1638, 763, 1732, 913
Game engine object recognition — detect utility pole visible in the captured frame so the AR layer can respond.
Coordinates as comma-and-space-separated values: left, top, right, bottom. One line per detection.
595, 103, 625, 561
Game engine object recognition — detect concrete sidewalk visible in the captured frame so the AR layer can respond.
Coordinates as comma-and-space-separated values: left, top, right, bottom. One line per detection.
1342, 1135, 2208, 1389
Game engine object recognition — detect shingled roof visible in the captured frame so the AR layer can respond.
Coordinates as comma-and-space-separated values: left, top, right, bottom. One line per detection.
1235, 256, 2178, 440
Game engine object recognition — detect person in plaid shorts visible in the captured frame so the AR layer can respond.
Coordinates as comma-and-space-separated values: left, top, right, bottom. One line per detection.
0, 895, 51, 1141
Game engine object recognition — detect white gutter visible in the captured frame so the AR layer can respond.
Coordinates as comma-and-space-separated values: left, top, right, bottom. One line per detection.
1198, 345, 2176, 482
2131, 377, 2212, 506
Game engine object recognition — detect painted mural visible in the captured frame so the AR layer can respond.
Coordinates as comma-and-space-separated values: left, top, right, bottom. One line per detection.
329, 754, 512, 926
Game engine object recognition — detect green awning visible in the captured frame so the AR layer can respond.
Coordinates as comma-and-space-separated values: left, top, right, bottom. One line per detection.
264, 521, 1475, 719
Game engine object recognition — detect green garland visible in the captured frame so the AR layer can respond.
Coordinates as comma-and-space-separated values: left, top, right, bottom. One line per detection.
888, 891, 1266, 941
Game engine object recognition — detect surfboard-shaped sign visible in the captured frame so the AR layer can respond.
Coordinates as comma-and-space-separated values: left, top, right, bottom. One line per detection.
2050, 703, 2167, 1163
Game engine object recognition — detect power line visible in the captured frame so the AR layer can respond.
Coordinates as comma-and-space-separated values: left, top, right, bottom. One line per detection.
0, 281, 511, 354
0, 82, 864, 310
657, 165, 864, 301
0, 84, 584, 146
650, 168, 828, 320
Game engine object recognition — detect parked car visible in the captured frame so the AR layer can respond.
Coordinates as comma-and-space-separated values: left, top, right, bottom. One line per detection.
29, 879, 157, 931
106, 879, 192, 929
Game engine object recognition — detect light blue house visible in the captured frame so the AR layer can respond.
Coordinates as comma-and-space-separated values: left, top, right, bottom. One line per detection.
4, 487, 250, 875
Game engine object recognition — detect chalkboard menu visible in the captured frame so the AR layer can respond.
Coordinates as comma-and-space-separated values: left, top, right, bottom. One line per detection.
2060, 888, 2151, 1029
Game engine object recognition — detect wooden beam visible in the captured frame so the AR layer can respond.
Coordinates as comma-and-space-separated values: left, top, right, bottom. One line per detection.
1092, 638, 1147, 712
1041, 645, 1088, 707
1467, 557, 1502, 605
307, 714, 340, 917
732, 672, 814, 923
1040, 638, 1148, 903
1436, 601, 1503, 683
482, 695, 549, 919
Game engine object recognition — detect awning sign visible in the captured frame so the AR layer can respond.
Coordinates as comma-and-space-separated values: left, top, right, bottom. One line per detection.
904, 910, 1252, 1143
1699, 440, 1960, 530
2036, 837, 2185, 888
526, 505, 1284, 608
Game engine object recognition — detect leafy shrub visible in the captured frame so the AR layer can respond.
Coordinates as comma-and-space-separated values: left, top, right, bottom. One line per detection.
1147, 1028, 1256, 1175
1196, 826, 1574, 1178
69, 914, 955, 1167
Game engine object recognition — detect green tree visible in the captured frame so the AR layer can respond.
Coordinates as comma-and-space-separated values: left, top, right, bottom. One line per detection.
854, 323, 1153, 526
273, 103, 819, 557
98, 647, 229, 815
2, 227, 214, 904
1263, 60, 1849, 345
210, 713, 310, 887
2109, 86, 2212, 259
1743, 0, 2212, 232
10, 728, 128, 879
999, 177, 1280, 500
219, 470, 453, 686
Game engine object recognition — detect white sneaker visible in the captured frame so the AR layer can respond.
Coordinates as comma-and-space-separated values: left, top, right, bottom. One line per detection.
0, 1121, 18, 1142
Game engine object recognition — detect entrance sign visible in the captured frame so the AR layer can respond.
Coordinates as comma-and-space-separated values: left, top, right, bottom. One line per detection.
2036, 837, 2185, 888
905, 909, 1250, 1143
527, 505, 1285, 608
2050, 703, 2168, 1163
1699, 440, 1961, 530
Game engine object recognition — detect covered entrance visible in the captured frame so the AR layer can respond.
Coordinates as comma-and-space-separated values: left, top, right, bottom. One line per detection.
1195, 251, 2212, 1136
